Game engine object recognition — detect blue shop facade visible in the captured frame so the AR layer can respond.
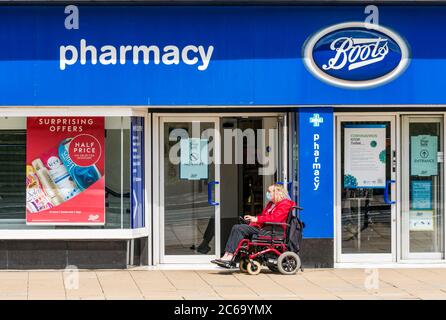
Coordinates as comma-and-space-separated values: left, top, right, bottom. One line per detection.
0, 4, 445, 268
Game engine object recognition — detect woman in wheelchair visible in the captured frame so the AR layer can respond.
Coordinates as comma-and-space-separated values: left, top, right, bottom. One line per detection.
211, 184, 295, 267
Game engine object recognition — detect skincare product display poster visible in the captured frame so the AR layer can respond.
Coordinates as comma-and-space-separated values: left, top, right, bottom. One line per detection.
25, 117, 105, 225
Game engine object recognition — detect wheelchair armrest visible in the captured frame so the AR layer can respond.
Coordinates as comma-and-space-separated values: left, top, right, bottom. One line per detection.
263, 222, 290, 227
262, 222, 289, 238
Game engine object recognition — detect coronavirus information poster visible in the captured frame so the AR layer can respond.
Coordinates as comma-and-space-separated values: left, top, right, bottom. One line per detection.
26, 117, 105, 225
344, 124, 386, 189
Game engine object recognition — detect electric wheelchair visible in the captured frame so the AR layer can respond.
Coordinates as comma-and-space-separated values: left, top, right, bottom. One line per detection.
230, 206, 304, 275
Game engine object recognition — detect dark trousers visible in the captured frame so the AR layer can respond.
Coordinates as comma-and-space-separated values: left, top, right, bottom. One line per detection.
225, 224, 266, 253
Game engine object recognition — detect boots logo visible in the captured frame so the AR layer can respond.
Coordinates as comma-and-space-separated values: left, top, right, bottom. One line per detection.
303, 22, 410, 88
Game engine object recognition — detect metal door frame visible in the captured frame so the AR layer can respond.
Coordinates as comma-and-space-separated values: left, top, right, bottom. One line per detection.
158, 116, 221, 264
152, 112, 288, 265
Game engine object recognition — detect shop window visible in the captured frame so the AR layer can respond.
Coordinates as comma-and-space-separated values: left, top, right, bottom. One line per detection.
103, 117, 131, 229
0, 117, 27, 225
0, 116, 139, 230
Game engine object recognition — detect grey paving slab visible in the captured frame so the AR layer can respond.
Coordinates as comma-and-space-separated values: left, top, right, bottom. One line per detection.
0, 268, 444, 300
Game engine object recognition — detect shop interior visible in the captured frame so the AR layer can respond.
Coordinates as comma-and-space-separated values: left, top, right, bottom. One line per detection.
162, 115, 283, 257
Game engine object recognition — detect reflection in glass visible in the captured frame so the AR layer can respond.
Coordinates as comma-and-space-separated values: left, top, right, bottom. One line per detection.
0, 129, 26, 221
163, 122, 216, 256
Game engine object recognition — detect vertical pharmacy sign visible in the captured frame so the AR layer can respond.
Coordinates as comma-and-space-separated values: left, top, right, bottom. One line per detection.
26, 117, 105, 225
131, 117, 145, 228
344, 124, 386, 188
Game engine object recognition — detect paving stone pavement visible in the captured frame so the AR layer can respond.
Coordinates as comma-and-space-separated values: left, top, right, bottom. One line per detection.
0, 268, 445, 300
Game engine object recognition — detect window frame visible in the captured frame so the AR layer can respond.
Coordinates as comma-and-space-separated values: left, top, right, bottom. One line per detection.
0, 107, 149, 240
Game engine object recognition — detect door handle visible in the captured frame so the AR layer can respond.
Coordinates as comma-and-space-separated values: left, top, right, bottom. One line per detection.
207, 181, 220, 206
384, 180, 396, 204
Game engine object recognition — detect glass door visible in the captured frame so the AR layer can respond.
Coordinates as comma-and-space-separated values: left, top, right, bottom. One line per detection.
160, 117, 220, 263
276, 115, 290, 191
336, 115, 397, 263
401, 116, 444, 260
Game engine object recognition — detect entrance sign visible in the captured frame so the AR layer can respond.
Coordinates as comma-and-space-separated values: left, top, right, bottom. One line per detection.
180, 138, 209, 180
26, 117, 105, 225
411, 135, 438, 176
344, 124, 386, 188
411, 180, 432, 210
410, 210, 434, 231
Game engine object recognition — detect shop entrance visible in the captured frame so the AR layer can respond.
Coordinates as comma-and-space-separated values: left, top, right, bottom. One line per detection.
336, 113, 446, 264
155, 113, 288, 264
336, 115, 396, 263
401, 116, 444, 260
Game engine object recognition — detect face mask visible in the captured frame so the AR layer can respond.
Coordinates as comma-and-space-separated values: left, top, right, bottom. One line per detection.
266, 191, 273, 201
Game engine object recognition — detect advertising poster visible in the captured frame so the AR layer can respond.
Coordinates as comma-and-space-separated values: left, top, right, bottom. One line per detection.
344, 124, 386, 189
180, 138, 209, 180
26, 117, 105, 225
411, 135, 438, 177
411, 180, 432, 210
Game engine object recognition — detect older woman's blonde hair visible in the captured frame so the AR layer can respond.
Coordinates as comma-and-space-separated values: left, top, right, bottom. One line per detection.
270, 183, 290, 202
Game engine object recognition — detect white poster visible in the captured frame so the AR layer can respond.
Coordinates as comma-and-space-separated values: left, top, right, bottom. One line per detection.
180, 138, 209, 180
344, 124, 386, 189
409, 210, 434, 231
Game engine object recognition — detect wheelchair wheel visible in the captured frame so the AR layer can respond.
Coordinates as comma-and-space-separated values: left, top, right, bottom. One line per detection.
239, 258, 249, 273
277, 252, 301, 275
246, 260, 262, 275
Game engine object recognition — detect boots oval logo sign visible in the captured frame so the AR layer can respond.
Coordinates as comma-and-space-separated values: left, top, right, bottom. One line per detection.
303, 22, 410, 89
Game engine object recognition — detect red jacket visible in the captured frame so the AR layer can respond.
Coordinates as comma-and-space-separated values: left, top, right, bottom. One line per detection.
249, 198, 296, 228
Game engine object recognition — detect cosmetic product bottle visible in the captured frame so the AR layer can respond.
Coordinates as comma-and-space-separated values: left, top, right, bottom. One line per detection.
31, 159, 65, 206
58, 138, 101, 191
26, 165, 54, 213
38, 147, 81, 201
